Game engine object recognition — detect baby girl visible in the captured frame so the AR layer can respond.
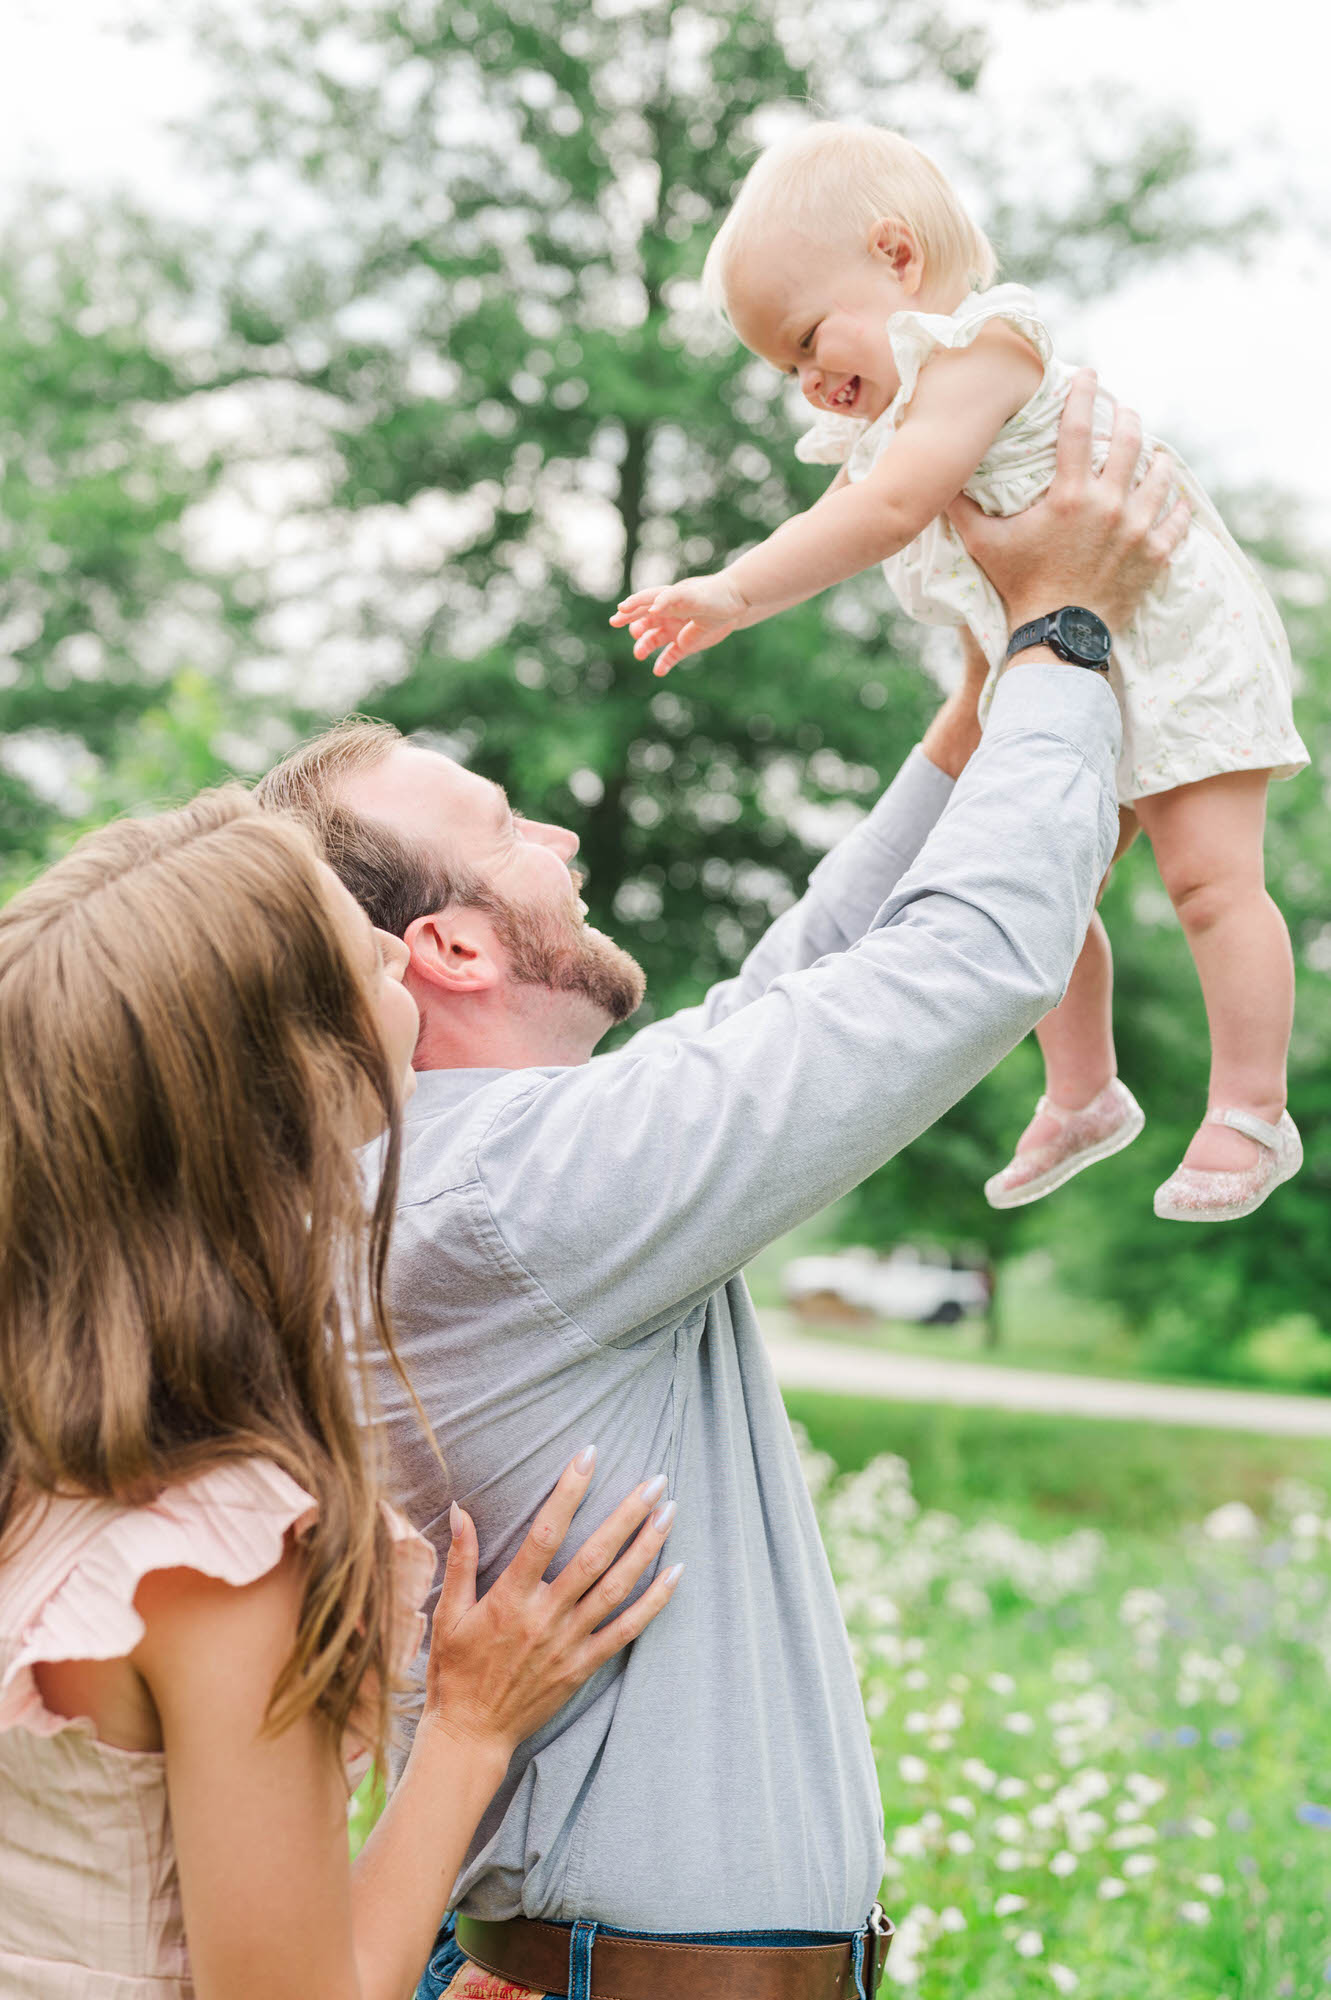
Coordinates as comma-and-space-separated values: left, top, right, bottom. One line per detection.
611, 121, 1307, 1225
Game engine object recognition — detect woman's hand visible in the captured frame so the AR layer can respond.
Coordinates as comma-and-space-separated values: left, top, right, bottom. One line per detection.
419, 1450, 681, 1758
611, 573, 749, 676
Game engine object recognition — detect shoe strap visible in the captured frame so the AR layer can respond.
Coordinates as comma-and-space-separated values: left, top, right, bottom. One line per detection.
1205, 1107, 1282, 1152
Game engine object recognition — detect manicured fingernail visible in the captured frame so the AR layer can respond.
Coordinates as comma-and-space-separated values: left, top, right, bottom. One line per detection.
449, 1501, 464, 1536
664, 1562, 685, 1587
652, 1499, 676, 1533
575, 1445, 596, 1474
641, 1473, 667, 1506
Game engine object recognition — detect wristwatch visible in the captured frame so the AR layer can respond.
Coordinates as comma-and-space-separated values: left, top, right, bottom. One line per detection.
1005, 605, 1112, 671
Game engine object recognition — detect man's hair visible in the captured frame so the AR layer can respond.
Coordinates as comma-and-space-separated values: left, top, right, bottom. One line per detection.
703, 121, 996, 319
255, 718, 494, 937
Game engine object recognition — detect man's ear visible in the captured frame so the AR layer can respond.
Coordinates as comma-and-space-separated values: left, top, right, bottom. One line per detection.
404, 907, 504, 998
869, 217, 924, 293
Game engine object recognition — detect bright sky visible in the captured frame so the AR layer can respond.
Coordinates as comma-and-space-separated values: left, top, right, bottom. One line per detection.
1, 0, 1329, 545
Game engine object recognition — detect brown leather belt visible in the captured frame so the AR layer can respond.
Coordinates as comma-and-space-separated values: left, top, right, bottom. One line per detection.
453, 1907, 894, 2000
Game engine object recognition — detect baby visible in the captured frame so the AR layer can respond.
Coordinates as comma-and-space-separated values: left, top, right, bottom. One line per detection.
612, 121, 1307, 1225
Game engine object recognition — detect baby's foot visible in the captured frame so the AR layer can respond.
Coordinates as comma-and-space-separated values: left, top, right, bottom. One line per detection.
1178, 1118, 1265, 1174
985, 1079, 1144, 1209
1154, 1109, 1302, 1224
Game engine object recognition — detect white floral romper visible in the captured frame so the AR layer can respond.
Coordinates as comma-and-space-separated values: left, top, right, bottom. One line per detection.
795, 283, 1309, 805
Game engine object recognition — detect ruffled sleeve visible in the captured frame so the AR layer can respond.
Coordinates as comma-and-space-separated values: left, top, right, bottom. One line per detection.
0, 1460, 321, 1739
794, 408, 868, 467
886, 283, 1053, 416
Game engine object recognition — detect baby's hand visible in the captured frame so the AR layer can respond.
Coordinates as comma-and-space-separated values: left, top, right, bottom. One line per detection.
611, 573, 749, 676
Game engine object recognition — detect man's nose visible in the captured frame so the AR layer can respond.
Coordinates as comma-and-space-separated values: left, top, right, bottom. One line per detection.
529, 820, 580, 864
798, 363, 823, 402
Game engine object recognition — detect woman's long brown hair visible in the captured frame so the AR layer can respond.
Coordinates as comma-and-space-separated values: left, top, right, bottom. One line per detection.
0, 788, 409, 1757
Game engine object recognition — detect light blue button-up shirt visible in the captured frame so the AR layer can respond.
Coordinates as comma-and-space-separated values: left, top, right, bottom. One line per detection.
371, 662, 1121, 1932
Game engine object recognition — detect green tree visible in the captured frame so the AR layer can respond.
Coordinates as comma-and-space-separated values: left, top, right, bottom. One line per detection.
0, 201, 256, 875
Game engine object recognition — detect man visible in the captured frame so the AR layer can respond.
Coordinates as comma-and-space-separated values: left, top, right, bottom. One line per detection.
258, 375, 1186, 2000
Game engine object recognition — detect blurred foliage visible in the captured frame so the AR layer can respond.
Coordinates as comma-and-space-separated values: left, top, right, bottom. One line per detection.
1, 0, 1327, 1370
0, 201, 261, 867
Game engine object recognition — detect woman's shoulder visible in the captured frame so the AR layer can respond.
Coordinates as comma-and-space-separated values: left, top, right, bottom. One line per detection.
0, 1459, 323, 1740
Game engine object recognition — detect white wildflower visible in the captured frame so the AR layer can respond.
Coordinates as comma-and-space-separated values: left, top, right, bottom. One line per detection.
1106, 1824, 1157, 1849
1097, 1877, 1127, 1900
1202, 1502, 1260, 1543
1015, 1930, 1044, 1958
946, 1830, 975, 1856
987, 1671, 1017, 1695
903, 1711, 929, 1735
995, 1814, 1028, 1844
1050, 1851, 1077, 1877
1179, 1901, 1211, 1925
996, 1849, 1025, 1872
1049, 1964, 1079, 1994
939, 1907, 967, 1934
994, 1894, 1027, 1917
904, 1668, 929, 1691
1196, 1873, 1224, 1896
1189, 1816, 1217, 1838
961, 1759, 998, 1792
1003, 1712, 1036, 1735
898, 1755, 929, 1785
1125, 1773, 1167, 1807
945, 1795, 976, 1819
995, 1777, 1027, 1801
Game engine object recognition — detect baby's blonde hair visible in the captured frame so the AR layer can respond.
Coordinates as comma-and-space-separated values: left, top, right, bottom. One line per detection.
703, 121, 996, 317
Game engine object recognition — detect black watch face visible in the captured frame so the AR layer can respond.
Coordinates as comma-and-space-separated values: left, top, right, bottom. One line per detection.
1056, 606, 1112, 664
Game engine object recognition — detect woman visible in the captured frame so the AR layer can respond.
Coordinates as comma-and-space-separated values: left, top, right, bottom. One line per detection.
0, 789, 681, 1999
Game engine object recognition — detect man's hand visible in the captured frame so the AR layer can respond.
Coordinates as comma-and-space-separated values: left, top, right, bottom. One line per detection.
946, 369, 1190, 635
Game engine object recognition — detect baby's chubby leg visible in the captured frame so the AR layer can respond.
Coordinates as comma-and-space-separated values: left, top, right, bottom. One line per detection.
918, 628, 992, 779
1016, 809, 1139, 1155
1133, 770, 1291, 1174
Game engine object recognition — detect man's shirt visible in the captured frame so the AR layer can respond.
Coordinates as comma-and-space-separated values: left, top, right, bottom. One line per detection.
371, 663, 1121, 1932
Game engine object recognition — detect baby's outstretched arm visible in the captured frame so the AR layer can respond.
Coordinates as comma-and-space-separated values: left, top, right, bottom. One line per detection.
613, 324, 1041, 675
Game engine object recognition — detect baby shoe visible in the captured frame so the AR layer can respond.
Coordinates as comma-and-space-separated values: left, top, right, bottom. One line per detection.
1153, 1108, 1302, 1223
984, 1078, 1145, 1210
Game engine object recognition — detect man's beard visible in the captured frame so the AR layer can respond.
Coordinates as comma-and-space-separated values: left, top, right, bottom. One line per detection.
490, 894, 646, 1026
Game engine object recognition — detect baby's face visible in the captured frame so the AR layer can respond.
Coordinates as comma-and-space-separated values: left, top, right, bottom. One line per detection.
727, 232, 912, 425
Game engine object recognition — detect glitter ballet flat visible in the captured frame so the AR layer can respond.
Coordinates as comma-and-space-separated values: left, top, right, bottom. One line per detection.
984, 1078, 1145, 1210
1153, 1107, 1302, 1223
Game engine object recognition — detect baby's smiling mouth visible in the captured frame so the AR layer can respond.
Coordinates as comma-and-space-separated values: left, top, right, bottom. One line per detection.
827, 376, 860, 411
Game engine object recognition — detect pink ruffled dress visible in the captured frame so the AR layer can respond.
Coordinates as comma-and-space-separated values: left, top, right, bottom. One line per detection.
0, 1457, 435, 1999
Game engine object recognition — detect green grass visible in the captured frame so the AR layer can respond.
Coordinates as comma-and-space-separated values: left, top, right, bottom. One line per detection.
797, 1418, 1331, 1999
782, 1389, 1331, 1532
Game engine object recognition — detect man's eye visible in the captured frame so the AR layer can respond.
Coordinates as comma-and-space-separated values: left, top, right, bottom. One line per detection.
799, 325, 818, 350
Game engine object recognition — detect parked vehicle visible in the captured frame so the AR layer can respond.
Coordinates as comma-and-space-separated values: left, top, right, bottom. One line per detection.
781, 1245, 990, 1326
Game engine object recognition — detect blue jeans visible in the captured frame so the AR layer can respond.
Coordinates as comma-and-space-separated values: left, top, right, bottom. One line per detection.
414, 1914, 878, 2000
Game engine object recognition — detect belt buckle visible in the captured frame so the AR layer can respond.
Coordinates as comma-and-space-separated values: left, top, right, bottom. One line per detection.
864, 1904, 894, 1995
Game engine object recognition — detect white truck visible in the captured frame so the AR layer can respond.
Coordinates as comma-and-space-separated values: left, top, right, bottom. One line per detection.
781, 1244, 990, 1326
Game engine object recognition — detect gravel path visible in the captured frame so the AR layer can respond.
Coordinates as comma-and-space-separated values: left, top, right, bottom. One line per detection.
761, 1310, 1331, 1439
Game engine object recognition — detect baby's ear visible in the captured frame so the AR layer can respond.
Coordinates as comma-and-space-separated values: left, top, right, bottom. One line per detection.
870, 217, 924, 290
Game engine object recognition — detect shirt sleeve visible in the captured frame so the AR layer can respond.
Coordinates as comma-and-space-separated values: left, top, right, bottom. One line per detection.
623, 746, 955, 1053
476, 663, 1121, 1345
